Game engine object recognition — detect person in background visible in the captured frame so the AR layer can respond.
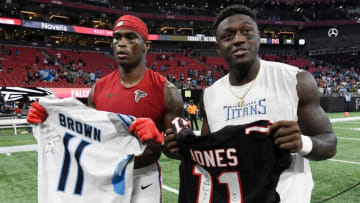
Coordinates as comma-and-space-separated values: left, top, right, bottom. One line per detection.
187, 100, 199, 130
344, 91, 351, 112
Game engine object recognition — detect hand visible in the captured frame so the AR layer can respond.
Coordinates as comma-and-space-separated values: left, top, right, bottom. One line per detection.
163, 128, 180, 158
128, 118, 164, 144
269, 120, 302, 153
27, 102, 48, 124
163, 117, 192, 158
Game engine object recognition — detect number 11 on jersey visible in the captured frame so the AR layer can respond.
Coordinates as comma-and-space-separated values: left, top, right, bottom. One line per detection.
194, 164, 243, 203
57, 132, 91, 195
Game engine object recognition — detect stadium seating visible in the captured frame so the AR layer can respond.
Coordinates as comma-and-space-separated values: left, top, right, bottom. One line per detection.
0, 45, 332, 88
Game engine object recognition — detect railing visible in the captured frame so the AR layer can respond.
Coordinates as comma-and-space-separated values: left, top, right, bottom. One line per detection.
0, 115, 30, 135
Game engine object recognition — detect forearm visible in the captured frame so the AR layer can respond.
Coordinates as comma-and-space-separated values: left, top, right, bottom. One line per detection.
303, 133, 337, 161
134, 144, 161, 168
161, 145, 180, 160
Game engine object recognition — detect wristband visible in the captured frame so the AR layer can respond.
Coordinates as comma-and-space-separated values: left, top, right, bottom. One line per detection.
298, 134, 313, 156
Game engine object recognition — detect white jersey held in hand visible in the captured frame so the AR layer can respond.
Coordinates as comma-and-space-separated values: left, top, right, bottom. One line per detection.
33, 97, 146, 203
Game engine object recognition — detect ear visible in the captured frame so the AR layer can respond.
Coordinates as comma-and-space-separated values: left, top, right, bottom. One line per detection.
144, 40, 152, 53
215, 42, 222, 57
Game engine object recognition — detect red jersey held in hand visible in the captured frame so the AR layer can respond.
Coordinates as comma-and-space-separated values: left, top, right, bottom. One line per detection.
93, 68, 167, 125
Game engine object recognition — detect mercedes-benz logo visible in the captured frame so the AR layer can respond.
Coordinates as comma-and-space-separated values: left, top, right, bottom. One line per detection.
328, 28, 339, 38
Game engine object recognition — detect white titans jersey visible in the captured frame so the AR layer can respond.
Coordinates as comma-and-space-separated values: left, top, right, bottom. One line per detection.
203, 59, 313, 203
34, 97, 146, 203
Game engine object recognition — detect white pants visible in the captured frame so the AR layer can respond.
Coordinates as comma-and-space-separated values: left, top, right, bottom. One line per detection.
131, 162, 162, 203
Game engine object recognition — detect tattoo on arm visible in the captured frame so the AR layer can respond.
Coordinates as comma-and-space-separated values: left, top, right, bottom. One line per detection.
163, 81, 183, 129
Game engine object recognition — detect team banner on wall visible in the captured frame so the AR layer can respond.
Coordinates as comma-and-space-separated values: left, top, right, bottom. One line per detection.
0, 17, 21, 26
48, 88, 91, 98
22, 20, 74, 32
0, 87, 91, 102
2, 17, 293, 44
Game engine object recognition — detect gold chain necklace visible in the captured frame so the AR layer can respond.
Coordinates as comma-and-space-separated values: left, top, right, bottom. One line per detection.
228, 67, 260, 107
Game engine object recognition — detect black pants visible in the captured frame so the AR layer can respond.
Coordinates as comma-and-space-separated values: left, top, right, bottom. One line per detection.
189, 114, 198, 130
345, 102, 351, 112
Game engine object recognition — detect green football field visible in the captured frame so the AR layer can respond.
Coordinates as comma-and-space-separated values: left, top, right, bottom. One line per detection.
0, 112, 359, 202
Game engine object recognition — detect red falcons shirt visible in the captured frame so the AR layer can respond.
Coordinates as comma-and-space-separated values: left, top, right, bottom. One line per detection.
93, 68, 166, 125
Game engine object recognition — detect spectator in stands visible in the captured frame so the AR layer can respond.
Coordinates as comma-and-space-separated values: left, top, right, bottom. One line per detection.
0, 91, 4, 106
14, 104, 21, 117
181, 60, 186, 67
89, 72, 95, 84
163, 5, 337, 203
0, 105, 8, 114
35, 54, 39, 64
43, 57, 48, 64
96, 68, 101, 79
27, 70, 33, 83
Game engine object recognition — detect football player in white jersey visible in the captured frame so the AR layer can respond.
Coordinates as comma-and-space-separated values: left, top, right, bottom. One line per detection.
164, 4, 337, 203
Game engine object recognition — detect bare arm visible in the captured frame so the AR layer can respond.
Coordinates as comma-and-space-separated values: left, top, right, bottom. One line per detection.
297, 71, 337, 160
132, 81, 183, 168
162, 81, 184, 130
270, 71, 337, 161
200, 91, 210, 136
162, 81, 184, 159
87, 85, 96, 108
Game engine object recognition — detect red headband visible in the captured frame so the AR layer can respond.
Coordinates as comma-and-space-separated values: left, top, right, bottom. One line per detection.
113, 15, 149, 41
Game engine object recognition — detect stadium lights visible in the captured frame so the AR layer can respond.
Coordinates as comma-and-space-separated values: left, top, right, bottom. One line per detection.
50, 15, 69, 20
299, 39, 305, 45
20, 11, 36, 15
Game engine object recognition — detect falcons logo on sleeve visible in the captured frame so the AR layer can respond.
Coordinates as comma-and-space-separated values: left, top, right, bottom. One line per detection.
134, 89, 147, 102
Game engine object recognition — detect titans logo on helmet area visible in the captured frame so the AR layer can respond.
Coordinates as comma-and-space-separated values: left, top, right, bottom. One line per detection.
134, 89, 148, 103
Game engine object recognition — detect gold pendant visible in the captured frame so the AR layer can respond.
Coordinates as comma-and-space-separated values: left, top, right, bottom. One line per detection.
238, 99, 244, 107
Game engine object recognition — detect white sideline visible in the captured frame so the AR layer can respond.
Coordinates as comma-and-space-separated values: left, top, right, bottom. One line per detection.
330, 116, 360, 122
0, 144, 37, 153
329, 159, 360, 165
162, 185, 179, 194
337, 137, 360, 141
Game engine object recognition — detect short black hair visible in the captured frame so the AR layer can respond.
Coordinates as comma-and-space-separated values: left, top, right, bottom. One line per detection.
213, 4, 257, 35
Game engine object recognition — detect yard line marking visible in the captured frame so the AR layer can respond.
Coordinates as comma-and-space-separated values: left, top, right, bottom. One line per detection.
329, 159, 360, 165
0, 144, 37, 154
333, 126, 360, 131
330, 116, 360, 123
332, 127, 358, 130
337, 137, 360, 141
163, 184, 179, 194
